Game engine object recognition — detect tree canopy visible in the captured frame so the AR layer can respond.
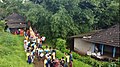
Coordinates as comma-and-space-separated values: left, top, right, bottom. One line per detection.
0, 0, 119, 39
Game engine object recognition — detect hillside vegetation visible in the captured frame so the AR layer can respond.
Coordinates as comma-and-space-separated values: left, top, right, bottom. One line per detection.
0, 0, 119, 67
0, 0, 119, 39
0, 21, 33, 67
0, 32, 33, 67
0, 20, 92, 67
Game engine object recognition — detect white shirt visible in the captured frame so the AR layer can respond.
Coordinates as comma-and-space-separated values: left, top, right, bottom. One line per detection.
24, 40, 27, 43
37, 38, 40, 43
66, 55, 70, 63
52, 52, 56, 59
97, 52, 101, 56
40, 53, 44, 57
41, 37, 46, 41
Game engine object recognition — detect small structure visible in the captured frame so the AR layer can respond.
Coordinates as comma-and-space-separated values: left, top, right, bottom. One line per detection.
71, 24, 120, 58
4, 13, 27, 34
70, 30, 101, 55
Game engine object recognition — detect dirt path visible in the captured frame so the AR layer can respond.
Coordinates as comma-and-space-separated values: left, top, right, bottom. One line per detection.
34, 57, 44, 67
33, 52, 45, 67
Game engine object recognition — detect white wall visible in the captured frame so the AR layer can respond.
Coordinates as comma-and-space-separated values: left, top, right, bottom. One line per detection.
74, 38, 94, 54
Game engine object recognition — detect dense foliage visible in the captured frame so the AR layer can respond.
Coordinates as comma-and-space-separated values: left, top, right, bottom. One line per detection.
0, 0, 119, 39
55, 38, 66, 50
56, 50, 92, 67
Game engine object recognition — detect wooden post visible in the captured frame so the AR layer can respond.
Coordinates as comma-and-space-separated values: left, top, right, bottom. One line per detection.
101, 44, 104, 55
113, 47, 116, 57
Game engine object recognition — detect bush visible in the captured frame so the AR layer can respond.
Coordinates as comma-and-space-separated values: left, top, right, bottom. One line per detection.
102, 62, 118, 67
56, 50, 65, 59
56, 50, 92, 67
73, 60, 92, 67
115, 57, 120, 66
76, 56, 104, 67
0, 20, 5, 32
72, 52, 81, 59
55, 38, 66, 50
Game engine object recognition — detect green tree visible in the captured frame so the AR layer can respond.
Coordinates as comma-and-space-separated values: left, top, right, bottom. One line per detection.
50, 7, 79, 38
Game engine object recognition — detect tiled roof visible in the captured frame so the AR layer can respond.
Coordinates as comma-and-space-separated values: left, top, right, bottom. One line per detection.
7, 24, 26, 28
82, 24, 120, 47
71, 30, 102, 38
5, 13, 25, 23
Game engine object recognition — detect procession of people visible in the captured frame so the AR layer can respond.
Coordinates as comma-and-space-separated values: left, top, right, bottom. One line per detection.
23, 27, 73, 67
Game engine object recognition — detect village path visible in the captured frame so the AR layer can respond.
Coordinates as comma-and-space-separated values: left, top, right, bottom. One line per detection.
34, 57, 44, 67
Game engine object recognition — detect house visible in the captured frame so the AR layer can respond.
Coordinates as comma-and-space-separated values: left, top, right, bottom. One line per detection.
70, 24, 120, 58
4, 13, 27, 34
70, 30, 101, 55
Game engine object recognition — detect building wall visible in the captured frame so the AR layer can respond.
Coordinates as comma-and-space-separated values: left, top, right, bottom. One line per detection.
74, 38, 94, 55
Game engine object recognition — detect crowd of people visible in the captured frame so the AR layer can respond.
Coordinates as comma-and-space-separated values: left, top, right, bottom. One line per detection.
23, 28, 73, 67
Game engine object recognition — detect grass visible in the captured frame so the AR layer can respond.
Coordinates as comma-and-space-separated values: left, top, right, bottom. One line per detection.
0, 32, 33, 67
0, 31, 91, 67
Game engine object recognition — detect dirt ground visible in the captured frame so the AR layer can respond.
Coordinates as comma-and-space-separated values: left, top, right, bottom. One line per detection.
34, 57, 44, 67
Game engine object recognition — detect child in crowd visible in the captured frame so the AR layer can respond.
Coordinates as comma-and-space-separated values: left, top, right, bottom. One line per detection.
60, 57, 65, 67
44, 46, 50, 53
70, 51, 73, 61
23, 29, 74, 66
52, 47, 56, 60
24, 40, 28, 52
27, 55, 32, 64
69, 60, 73, 67
65, 53, 70, 66
44, 58, 48, 67
49, 47, 52, 53
38, 48, 44, 56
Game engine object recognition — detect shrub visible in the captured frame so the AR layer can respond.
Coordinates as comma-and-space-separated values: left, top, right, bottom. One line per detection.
77, 56, 104, 67
56, 50, 92, 67
0, 20, 5, 32
72, 52, 81, 59
73, 60, 92, 67
55, 38, 66, 50
115, 57, 120, 66
56, 50, 65, 59
102, 62, 118, 67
